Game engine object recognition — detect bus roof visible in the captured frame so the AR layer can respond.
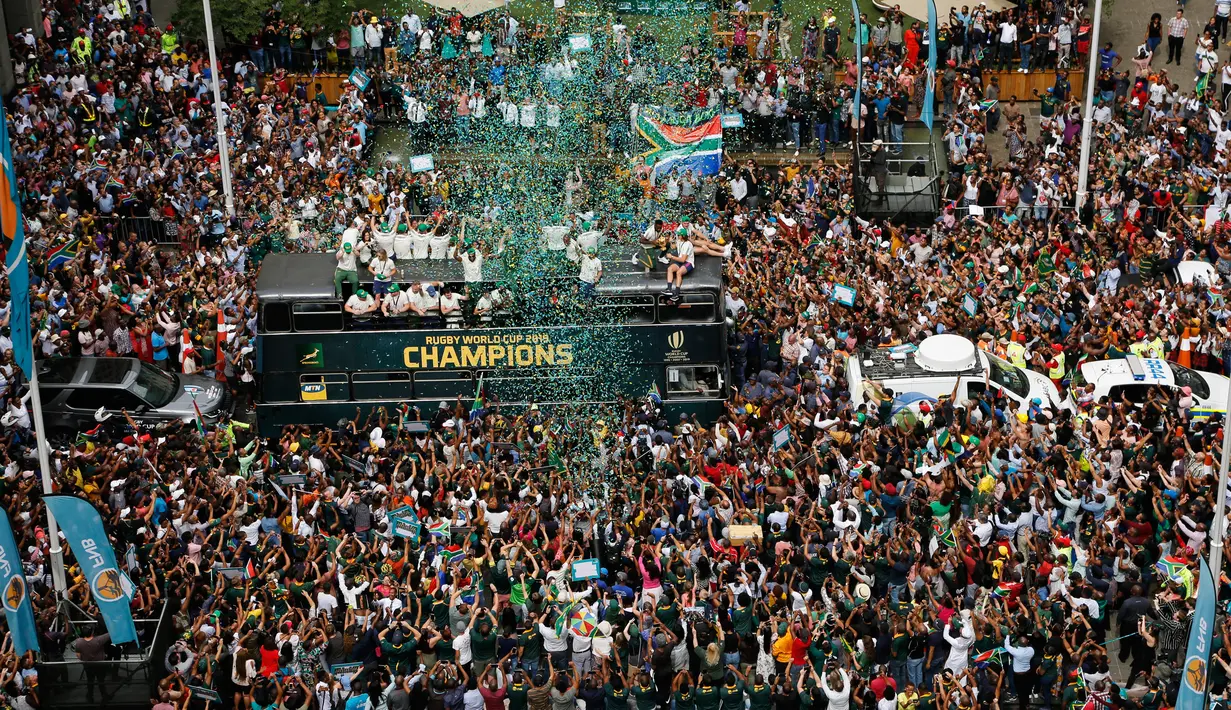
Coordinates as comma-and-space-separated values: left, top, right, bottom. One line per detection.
256, 250, 724, 302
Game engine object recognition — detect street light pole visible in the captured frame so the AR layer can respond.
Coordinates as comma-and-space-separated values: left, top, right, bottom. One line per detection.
1074, 0, 1104, 210
202, 0, 236, 218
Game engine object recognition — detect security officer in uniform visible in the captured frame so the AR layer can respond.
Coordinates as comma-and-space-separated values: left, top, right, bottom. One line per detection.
1005, 333, 1028, 368
1128, 329, 1149, 357
161, 24, 179, 55
1045, 343, 1066, 386
70, 28, 92, 64
75, 94, 99, 130
1146, 332, 1166, 359
137, 101, 158, 136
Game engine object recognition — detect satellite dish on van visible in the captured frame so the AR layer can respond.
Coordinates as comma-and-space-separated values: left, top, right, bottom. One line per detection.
915, 334, 978, 373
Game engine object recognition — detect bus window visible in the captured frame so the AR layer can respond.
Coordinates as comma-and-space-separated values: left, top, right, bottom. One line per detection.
479, 369, 600, 404
299, 373, 349, 402
595, 296, 655, 324
658, 294, 717, 323
666, 365, 721, 397
413, 370, 474, 400
262, 303, 292, 333
292, 302, 344, 332
353, 371, 414, 400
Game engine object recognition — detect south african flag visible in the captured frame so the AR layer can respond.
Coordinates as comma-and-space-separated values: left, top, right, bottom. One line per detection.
933, 523, 956, 548
1155, 555, 1189, 583
45, 239, 79, 272
439, 544, 466, 565
634, 106, 723, 179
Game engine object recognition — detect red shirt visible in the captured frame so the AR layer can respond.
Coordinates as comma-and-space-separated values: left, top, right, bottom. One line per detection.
791, 636, 809, 666
479, 686, 506, 710
871, 677, 898, 698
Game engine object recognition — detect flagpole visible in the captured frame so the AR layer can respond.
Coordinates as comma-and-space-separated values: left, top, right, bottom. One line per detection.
29, 364, 67, 595
1074, 0, 1104, 211
202, 0, 236, 218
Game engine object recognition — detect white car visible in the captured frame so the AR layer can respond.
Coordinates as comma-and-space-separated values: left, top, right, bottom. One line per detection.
1176, 260, 1221, 289
848, 334, 1072, 417
1077, 355, 1229, 420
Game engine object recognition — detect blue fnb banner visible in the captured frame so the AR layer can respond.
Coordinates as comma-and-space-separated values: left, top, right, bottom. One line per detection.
1178, 557, 1216, 710
44, 496, 137, 644
0, 106, 31, 378
0, 509, 38, 655
922, 0, 938, 131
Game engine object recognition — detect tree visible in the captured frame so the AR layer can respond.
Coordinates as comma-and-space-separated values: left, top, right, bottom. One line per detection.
171, 0, 266, 45
280, 0, 364, 35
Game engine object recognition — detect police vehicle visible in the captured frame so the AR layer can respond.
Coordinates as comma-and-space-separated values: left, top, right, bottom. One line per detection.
1076, 355, 1229, 420
847, 334, 1072, 417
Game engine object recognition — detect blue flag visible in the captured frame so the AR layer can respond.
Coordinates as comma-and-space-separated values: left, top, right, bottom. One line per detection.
44, 496, 137, 644
922, 0, 938, 131
0, 106, 31, 378
1178, 557, 1216, 710
851, 0, 863, 124
0, 509, 38, 655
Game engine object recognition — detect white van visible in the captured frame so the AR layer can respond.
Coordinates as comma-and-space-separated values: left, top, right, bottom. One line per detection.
1077, 355, 1228, 421
847, 334, 1072, 415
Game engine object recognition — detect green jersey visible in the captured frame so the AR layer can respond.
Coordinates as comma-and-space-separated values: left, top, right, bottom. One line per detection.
633, 684, 657, 710
749, 683, 772, 710
720, 682, 745, 710
507, 681, 530, 710
695, 685, 721, 710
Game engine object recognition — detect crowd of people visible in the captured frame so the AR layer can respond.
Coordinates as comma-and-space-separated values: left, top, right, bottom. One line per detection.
5, 3, 1231, 710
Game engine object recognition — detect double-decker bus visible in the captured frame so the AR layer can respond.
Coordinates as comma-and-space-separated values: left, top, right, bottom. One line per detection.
253, 250, 730, 431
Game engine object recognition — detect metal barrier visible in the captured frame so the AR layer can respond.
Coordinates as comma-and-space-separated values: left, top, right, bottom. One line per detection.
95, 215, 175, 246
855, 140, 943, 220
37, 602, 174, 710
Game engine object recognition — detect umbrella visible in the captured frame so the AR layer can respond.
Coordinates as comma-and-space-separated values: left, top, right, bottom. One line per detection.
568, 606, 598, 637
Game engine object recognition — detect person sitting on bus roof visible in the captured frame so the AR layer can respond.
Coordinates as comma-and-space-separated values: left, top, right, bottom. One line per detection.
345, 288, 377, 317
371, 214, 398, 257
636, 218, 668, 272
382, 283, 412, 318
688, 219, 732, 258
662, 227, 696, 297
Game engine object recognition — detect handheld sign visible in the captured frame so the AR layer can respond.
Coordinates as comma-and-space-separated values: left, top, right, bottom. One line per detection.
831, 284, 857, 307
189, 687, 223, 705
772, 425, 791, 450
571, 558, 601, 581
567, 34, 593, 51
409, 154, 435, 173
348, 68, 371, 91
962, 294, 978, 316
721, 113, 745, 128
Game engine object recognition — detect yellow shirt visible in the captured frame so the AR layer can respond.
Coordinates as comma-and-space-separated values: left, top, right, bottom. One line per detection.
772, 630, 795, 663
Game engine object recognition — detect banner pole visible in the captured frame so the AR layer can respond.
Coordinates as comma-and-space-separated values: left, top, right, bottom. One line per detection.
29, 365, 67, 595
1210, 387, 1231, 593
